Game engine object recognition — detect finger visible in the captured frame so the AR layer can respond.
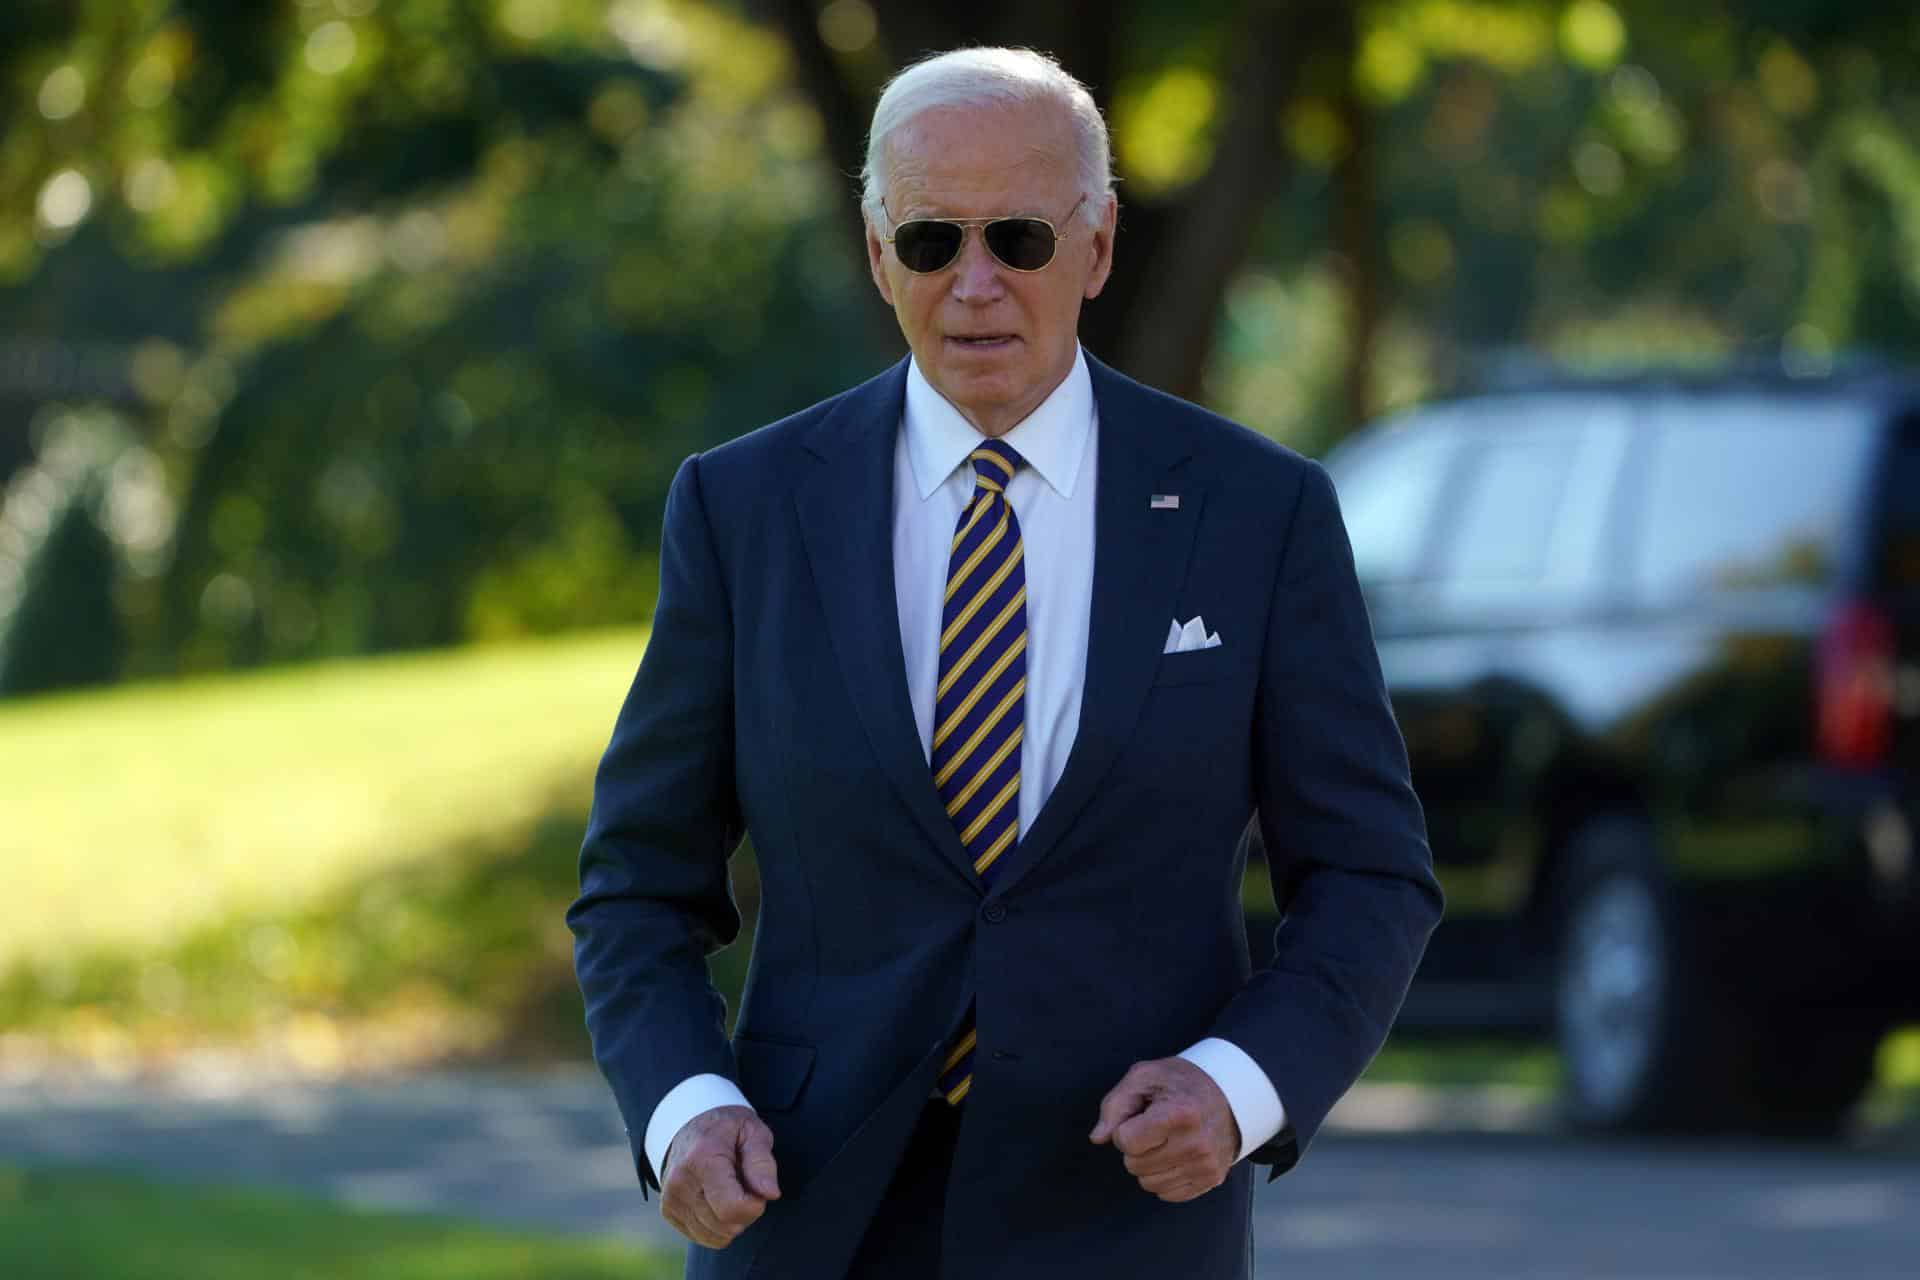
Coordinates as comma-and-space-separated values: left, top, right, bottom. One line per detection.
1090, 1071, 1155, 1143
685, 1175, 738, 1247
1123, 1141, 1191, 1177
685, 1154, 751, 1242
1137, 1167, 1186, 1197
1144, 1166, 1221, 1205
664, 1185, 727, 1249
1140, 1168, 1207, 1202
1113, 1104, 1175, 1156
738, 1124, 782, 1201
702, 1159, 768, 1235
659, 1173, 702, 1234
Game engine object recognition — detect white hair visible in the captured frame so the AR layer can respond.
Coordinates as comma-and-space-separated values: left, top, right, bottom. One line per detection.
860, 47, 1114, 230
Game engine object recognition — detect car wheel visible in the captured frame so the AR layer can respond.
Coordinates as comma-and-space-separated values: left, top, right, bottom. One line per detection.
1553, 818, 1723, 1132
1728, 1011, 1882, 1137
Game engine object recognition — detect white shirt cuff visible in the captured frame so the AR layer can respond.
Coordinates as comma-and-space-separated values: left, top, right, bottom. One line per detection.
644, 1073, 753, 1181
1178, 1036, 1287, 1162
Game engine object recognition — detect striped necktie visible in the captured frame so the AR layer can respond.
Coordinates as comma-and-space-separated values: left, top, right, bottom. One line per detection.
932, 437, 1027, 1106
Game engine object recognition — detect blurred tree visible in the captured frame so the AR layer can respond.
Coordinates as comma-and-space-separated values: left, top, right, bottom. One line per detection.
1, 0, 887, 677
0, 409, 132, 695
1202, 0, 1920, 451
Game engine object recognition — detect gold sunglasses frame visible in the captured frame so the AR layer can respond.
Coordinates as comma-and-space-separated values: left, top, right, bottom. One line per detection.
880, 194, 1088, 275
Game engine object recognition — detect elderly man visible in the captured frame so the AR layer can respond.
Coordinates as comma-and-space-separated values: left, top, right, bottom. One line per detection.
569, 45, 1441, 1280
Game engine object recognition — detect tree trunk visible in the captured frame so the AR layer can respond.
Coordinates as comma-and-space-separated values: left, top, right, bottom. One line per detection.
1331, 5, 1381, 435
1108, 1, 1339, 398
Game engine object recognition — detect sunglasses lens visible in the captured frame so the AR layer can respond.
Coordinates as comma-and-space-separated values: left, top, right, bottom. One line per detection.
984, 218, 1057, 271
894, 222, 963, 273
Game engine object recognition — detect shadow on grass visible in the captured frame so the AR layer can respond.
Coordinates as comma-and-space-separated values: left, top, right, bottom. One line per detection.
0, 786, 763, 1071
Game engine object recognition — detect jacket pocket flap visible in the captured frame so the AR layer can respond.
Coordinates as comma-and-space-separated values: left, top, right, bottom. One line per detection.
733, 1035, 816, 1112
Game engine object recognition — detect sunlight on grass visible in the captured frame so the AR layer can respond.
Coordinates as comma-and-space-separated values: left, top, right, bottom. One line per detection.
0, 630, 648, 970
1366, 1038, 1562, 1089
0, 1166, 675, 1280
1880, 1027, 1920, 1088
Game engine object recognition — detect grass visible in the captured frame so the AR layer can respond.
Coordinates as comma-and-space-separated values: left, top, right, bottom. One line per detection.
0, 630, 649, 969
0, 1166, 675, 1280
1365, 1037, 1563, 1089
0, 631, 662, 1067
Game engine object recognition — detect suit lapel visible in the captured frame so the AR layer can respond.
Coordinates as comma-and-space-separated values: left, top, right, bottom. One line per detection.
991, 356, 1202, 898
793, 359, 981, 888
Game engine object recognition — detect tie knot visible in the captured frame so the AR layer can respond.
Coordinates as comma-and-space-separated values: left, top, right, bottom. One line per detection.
968, 440, 1024, 493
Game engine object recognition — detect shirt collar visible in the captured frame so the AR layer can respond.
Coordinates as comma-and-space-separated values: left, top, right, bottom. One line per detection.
903, 344, 1094, 502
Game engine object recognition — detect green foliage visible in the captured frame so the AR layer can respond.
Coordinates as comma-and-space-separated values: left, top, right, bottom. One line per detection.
1, 1, 890, 685
1209, 0, 1920, 446
0, 476, 118, 697
0, 408, 151, 695
0, 498, 119, 695
0, 1167, 675, 1280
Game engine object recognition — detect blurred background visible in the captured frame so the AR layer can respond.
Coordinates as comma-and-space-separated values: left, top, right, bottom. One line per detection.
2, 0, 1918, 1276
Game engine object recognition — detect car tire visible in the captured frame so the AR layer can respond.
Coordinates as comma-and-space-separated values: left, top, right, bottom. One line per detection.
1552, 817, 1731, 1133
1725, 1010, 1882, 1137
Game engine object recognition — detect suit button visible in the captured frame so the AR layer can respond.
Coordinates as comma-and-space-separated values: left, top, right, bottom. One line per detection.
982, 899, 1007, 923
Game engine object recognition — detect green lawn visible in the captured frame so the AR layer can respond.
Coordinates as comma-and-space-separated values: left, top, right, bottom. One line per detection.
1365, 1037, 1562, 1089
0, 631, 649, 969
0, 631, 658, 1064
0, 1166, 675, 1280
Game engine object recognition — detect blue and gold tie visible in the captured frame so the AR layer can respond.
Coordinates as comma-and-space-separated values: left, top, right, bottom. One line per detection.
932, 438, 1028, 1106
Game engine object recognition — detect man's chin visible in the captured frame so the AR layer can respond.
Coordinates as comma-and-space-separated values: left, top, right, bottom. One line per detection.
929, 364, 1019, 405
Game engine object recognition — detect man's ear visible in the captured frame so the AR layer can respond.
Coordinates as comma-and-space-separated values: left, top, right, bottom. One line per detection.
865, 220, 896, 307
1082, 193, 1117, 301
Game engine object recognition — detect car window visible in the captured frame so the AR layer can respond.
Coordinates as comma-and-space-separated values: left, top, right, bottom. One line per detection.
1439, 433, 1574, 586
1876, 413, 1920, 592
1630, 400, 1877, 601
1326, 417, 1457, 588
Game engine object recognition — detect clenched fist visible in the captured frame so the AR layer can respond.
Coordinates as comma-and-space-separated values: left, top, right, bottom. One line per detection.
660, 1105, 782, 1249
1088, 1057, 1239, 1203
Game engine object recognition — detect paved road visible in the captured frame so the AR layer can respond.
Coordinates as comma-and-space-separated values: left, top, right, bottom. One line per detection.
3, 1064, 1917, 1278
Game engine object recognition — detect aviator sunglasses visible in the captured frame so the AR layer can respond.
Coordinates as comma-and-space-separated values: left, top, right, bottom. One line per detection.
882, 194, 1087, 274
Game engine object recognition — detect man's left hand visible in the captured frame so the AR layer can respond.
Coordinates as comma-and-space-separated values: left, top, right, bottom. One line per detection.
1089, 1057, 1240, 1202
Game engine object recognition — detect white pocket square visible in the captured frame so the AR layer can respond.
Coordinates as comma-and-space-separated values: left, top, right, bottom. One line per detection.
1163, 615, 1222, 654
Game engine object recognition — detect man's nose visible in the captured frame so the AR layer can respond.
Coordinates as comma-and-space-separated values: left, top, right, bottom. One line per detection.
949, 229, 1006, 302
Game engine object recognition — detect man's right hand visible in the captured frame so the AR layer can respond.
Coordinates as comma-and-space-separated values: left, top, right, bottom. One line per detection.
660, 1104, 782, 1249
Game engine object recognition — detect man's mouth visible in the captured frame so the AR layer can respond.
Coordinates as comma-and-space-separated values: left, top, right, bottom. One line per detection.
948, 334, 1018, 348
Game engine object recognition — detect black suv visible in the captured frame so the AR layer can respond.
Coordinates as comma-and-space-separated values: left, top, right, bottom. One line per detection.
1323, 372, 1920, 1134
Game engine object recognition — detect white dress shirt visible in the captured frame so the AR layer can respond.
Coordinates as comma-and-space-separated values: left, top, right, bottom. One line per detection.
644, 346, 1285, 1180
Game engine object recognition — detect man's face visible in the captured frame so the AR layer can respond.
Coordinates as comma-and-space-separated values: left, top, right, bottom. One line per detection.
866, 100, 1116, 438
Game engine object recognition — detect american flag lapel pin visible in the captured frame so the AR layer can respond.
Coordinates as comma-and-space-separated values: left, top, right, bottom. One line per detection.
1150, 494, 1180, 510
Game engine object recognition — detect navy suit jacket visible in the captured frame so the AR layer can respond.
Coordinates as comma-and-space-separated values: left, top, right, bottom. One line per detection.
569, 353, 1442, 1279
